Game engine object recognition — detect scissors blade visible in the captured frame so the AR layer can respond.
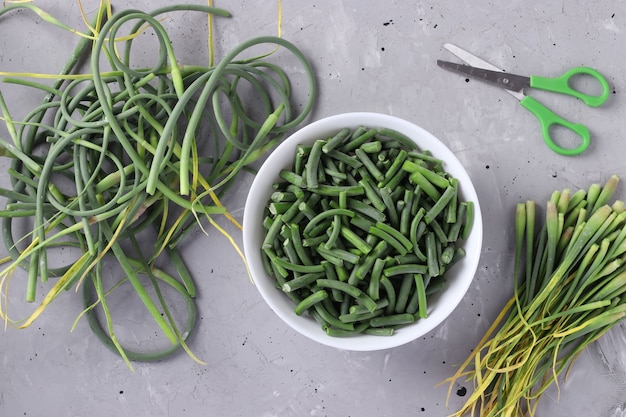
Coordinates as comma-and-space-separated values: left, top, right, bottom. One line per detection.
437, 60, 531, 93
442, 43, 526, 101
443, 43, 504, 71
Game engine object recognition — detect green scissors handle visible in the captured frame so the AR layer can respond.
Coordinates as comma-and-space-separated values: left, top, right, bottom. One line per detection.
530, 66, 610, 107
520, 96, 590, 156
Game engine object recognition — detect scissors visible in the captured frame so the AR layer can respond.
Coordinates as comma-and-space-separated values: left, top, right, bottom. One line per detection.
437, 43, 610, 156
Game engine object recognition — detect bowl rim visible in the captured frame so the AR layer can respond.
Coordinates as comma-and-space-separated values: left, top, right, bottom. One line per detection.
243, 112, 483, 351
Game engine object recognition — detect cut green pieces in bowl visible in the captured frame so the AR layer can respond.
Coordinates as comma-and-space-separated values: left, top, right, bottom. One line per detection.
243, 112, 483, 351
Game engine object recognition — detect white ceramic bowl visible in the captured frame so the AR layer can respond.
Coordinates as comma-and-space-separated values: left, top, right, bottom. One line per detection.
242, 112, 483, 351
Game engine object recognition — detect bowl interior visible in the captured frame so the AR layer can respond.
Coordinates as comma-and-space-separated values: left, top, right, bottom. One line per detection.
243, 112, 483, 351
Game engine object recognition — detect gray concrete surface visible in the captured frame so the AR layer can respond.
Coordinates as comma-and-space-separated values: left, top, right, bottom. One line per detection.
0, 1, 625, 416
